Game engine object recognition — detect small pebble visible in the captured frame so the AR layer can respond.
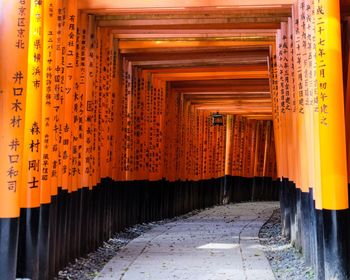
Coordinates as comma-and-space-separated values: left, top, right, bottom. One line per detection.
259, 209, 315, 280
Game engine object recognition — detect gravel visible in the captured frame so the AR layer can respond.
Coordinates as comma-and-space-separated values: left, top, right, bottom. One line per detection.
259, 208, 315, 280
55, 209, 201, 280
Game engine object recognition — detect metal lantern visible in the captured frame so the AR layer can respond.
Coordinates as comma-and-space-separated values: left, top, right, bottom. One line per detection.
212, 112, 223, 126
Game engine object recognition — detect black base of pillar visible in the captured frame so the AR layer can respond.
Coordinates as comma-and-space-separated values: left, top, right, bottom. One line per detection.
308, 189, 317, 272
38, 203, 51, 280
228, 176, 278, 202
0, 217, 19, 280
295, 188, 302, 251
301, 190, 311, 265
17, 207, 40, 279
48, 195, 58, 279
280, 178, 291, 239
289, 181, 297, 246
315, 209, 325, 280
323, 209, 349, 279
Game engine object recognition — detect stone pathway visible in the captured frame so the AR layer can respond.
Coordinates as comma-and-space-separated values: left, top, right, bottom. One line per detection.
95, 202, 279, 280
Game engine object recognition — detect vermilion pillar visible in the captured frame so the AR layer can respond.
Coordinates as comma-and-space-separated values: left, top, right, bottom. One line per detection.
0, 0, 30, 278
17, 1, 43, 278
316, 0, 349, 278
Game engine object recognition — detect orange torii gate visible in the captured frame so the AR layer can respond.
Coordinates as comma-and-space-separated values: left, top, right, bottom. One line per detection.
1, 0, 350, 279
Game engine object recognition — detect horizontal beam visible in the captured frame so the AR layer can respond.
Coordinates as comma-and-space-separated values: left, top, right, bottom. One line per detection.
131, 58, 267, 67
95, 7, 291, 18
145, 65, 267, 73
172, 78, 269, 88
79, 0, 292, 10
184, 96, 271, 100
153, 71, 269, 81
182, 91, 270, 95
193, 103, 272, 108
124, 49, 268, 60
113, 31, 277, 39
98, 17, 286, 29
118, 40, 274, 49
119, 45, 270, 54
188, 98, 271, 103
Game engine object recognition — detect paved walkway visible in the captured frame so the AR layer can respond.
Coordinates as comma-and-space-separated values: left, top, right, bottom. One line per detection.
95, 202, 279, 280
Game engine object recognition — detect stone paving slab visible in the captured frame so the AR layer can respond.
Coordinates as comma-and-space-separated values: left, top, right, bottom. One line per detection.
95, 202, 279, 280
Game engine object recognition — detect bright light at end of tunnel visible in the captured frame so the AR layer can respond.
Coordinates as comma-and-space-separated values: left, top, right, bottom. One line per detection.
197, 243, 239, 250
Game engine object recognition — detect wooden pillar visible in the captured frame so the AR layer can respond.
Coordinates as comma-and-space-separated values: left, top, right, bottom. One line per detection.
316, 0, 349, 278
0, 0, 30, 278
17, 1, 43, 278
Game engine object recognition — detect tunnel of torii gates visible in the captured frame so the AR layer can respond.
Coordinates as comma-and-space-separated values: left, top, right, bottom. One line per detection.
1, 0, 350, 279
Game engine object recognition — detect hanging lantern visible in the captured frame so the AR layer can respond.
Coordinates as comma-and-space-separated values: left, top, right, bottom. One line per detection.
212, 112, 223, 126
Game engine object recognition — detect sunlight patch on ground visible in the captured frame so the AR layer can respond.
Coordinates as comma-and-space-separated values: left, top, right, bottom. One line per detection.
197, 243, 239, 250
